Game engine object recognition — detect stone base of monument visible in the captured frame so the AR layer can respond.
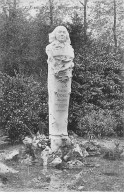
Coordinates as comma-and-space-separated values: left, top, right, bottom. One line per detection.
50, 135, 70, 152
17, 133, 90, 169
46, 136, 88, 169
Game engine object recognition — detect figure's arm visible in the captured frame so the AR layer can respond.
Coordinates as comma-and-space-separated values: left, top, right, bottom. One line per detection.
46, 44, 52, 56
46, 44, 54, 63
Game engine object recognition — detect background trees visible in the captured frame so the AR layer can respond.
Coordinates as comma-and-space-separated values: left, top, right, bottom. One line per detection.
0, 0, 124, 142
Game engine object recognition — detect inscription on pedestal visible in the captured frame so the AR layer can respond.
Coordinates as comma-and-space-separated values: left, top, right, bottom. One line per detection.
56, 93, 68, 98
54, 89, 69, 112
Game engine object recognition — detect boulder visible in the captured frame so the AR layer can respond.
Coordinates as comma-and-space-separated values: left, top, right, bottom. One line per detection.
73, 144, 83, 157
78, 186, 84, 191
0, 162, 18, 174
83, 141, 101, 156
67, 159, 84, 169
0, 153, 5, 161
82, 149, 89, 157
20, 154, 32, 165
49, 157, 62, 166
4, 149, 19, 161
23, 136, 32, 145
41, 146, 52, 166
120, 151, 124, 157
62, 142, 86, 162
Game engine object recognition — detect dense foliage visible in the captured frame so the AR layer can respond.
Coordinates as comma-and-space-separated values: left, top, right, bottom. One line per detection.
67, 15, 124, 137
0, 1, 124, 142
0, 72, 48, 142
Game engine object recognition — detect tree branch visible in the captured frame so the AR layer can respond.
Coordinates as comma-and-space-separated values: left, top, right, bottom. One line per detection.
79, 0, 84, 6
79, 0, 89, 7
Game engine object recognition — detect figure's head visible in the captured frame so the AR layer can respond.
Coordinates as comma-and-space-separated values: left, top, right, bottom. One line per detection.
49, 26, 71, 44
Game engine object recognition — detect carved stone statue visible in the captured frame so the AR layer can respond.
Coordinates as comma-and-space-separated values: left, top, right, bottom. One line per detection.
46, 26, 74, 151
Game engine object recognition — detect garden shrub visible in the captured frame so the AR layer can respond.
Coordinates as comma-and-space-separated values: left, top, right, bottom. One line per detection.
113, 110, 124, 136
0, 70, 123, 142
0, 72, 48, 143
68, 102, 118, 137
77, 108, 117, 137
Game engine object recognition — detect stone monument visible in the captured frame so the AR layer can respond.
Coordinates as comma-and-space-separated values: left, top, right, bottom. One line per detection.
46, 26, 74, 151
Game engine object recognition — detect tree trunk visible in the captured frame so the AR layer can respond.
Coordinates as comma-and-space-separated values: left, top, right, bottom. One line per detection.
13, 0, 17, 9
49, 0, 54, 26
84, 0, 88, 43
113, 0, 117, 50
79, 0, 88, 43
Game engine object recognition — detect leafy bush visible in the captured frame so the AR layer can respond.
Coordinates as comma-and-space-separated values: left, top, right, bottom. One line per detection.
68, 102, 118, 137
67, 18, 124, 137
113, 110, 124, 136
0, 72, 48, 143
78, 109, 117, 137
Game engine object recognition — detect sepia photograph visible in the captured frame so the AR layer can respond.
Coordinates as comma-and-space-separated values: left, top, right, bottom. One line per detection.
0, 0, 124, 192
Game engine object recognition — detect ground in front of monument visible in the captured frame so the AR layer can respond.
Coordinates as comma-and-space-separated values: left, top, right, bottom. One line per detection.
0, 136, 124, 192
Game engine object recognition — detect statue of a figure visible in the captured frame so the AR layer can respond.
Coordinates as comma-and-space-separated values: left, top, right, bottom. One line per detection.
46, 26, 74, 151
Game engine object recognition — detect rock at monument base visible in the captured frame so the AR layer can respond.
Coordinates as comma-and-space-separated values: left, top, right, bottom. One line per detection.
23, 136, 32, 145
67, 159, 84, 169
44, 138, 86, 169
78, 186, 85, 191
62, 141, 87, 162
82, 149, 89, 157
4, 149, 19, 161
41, 146, 52, 166
32, 133, 49, 150
73, 143, 83, 157
20, 154, 33, 165
23, 144, 36, 160
0, 182, 4, 187
46, 137, 87, 169
20, 134, 91, 169
120, 151, 124, 158
83, 141, 101, 156
50, 136, 71, 153
0, 162, 18, 174
21, 134, 50, 163
49, 157, 62, 166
